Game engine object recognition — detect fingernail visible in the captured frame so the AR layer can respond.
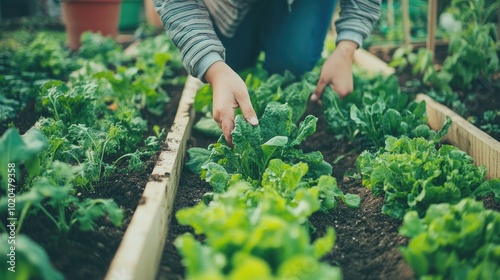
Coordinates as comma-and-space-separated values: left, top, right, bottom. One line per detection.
248, 117, 259, 126
310, 94, 318, 101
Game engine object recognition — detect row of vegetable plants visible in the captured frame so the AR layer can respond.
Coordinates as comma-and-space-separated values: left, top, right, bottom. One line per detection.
317, 59, 500, 278
164, 39, 500, 277
389, 0, 500, 142
176, 70, 360, 278
0, 30, 185, 279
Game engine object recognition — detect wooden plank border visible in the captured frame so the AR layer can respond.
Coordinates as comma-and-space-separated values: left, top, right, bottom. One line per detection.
416, 94, 500, 179
353, 48, 396, 76
104, 76, 203, 280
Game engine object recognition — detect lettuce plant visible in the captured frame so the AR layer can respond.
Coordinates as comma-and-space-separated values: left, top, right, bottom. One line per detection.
175, 180, 342, 279
357, 132, 500, 219
399, 198, 500, 279
202, 159, 360, 210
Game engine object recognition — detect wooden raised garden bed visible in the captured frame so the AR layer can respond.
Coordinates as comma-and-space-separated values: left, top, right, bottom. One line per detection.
104, 49, 500, 279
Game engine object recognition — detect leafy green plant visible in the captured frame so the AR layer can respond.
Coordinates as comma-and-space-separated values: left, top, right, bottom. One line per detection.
201, 159, 360, 210
0, 128, 124, 233
37, 77, 152, 187
175, 180, 342, 279
91, 55, 171, 115
0, 128, 47, 191
0, 95, 20, 132
187, 103, 332, 182
349, 98, 428, 148
390, 0, 499, 91
135, 34, 184, 74
0, 34, 65, 133
399, 198, 500, 279
425, 88, 468, 117
356, 123, 500, 219
321, 73, 432, 149
14, 32, 78, 79
0, 234, 64, 280
39, 80, 102, 126
78, 32, 125, 66
443, 22, 499, 88
389, 47, 453, 92
261, 159, 360, 210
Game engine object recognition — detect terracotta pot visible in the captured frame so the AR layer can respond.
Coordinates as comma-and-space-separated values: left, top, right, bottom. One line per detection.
61, 0, 122, 50
144, 0, 162, 27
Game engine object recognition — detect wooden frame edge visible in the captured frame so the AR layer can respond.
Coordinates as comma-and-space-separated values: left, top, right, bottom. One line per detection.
416, 94, 500, 179
353, 47, 396, 76
104, 76, 203, 280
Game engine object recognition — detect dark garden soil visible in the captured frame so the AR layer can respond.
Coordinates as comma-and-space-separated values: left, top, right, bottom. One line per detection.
20, 84, 184, 280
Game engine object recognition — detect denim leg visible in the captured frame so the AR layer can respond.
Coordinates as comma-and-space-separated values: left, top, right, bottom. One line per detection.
262, 0, 338, 76
213, 4, 264, 73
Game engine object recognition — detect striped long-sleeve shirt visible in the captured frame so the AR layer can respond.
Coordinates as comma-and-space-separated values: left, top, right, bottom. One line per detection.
153, 0, 381, 81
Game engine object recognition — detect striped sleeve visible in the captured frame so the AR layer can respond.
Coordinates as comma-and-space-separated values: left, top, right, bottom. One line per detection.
335, 0, 381, 48
153, 0, 225, 81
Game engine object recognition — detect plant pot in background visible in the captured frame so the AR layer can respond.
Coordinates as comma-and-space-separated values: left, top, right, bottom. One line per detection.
119, 0, 142, 31
61, 0, 122, 50
144, 0, 162, 27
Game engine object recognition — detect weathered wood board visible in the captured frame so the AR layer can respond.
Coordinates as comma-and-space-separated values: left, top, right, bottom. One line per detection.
104, 76, 203, 280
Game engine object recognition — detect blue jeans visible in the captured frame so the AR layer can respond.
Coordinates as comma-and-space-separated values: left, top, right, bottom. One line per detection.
213, 0, 338, 76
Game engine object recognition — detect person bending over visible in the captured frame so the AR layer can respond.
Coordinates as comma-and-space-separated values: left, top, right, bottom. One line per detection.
154, 0, 381, 144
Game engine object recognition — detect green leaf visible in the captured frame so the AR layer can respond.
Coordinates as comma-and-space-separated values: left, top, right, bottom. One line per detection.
399, 211, 424, 237
0, 233, 64, 280
229, 253, 273, 280
186, 147, 212, 175
344, 193, 361, 208
399, 198, 500, 279
261, 136, 288, 166
259, 103, 293, 142
290, 115, 317, 146
312, 227, 335, 258
0, 128, 48, 189
202, 162, 231, 193
193, 116, 223, 138
72, 198, 124, 231
232, 115, 263, 178
174, 233, 225, 277
194, 85, 213, 113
